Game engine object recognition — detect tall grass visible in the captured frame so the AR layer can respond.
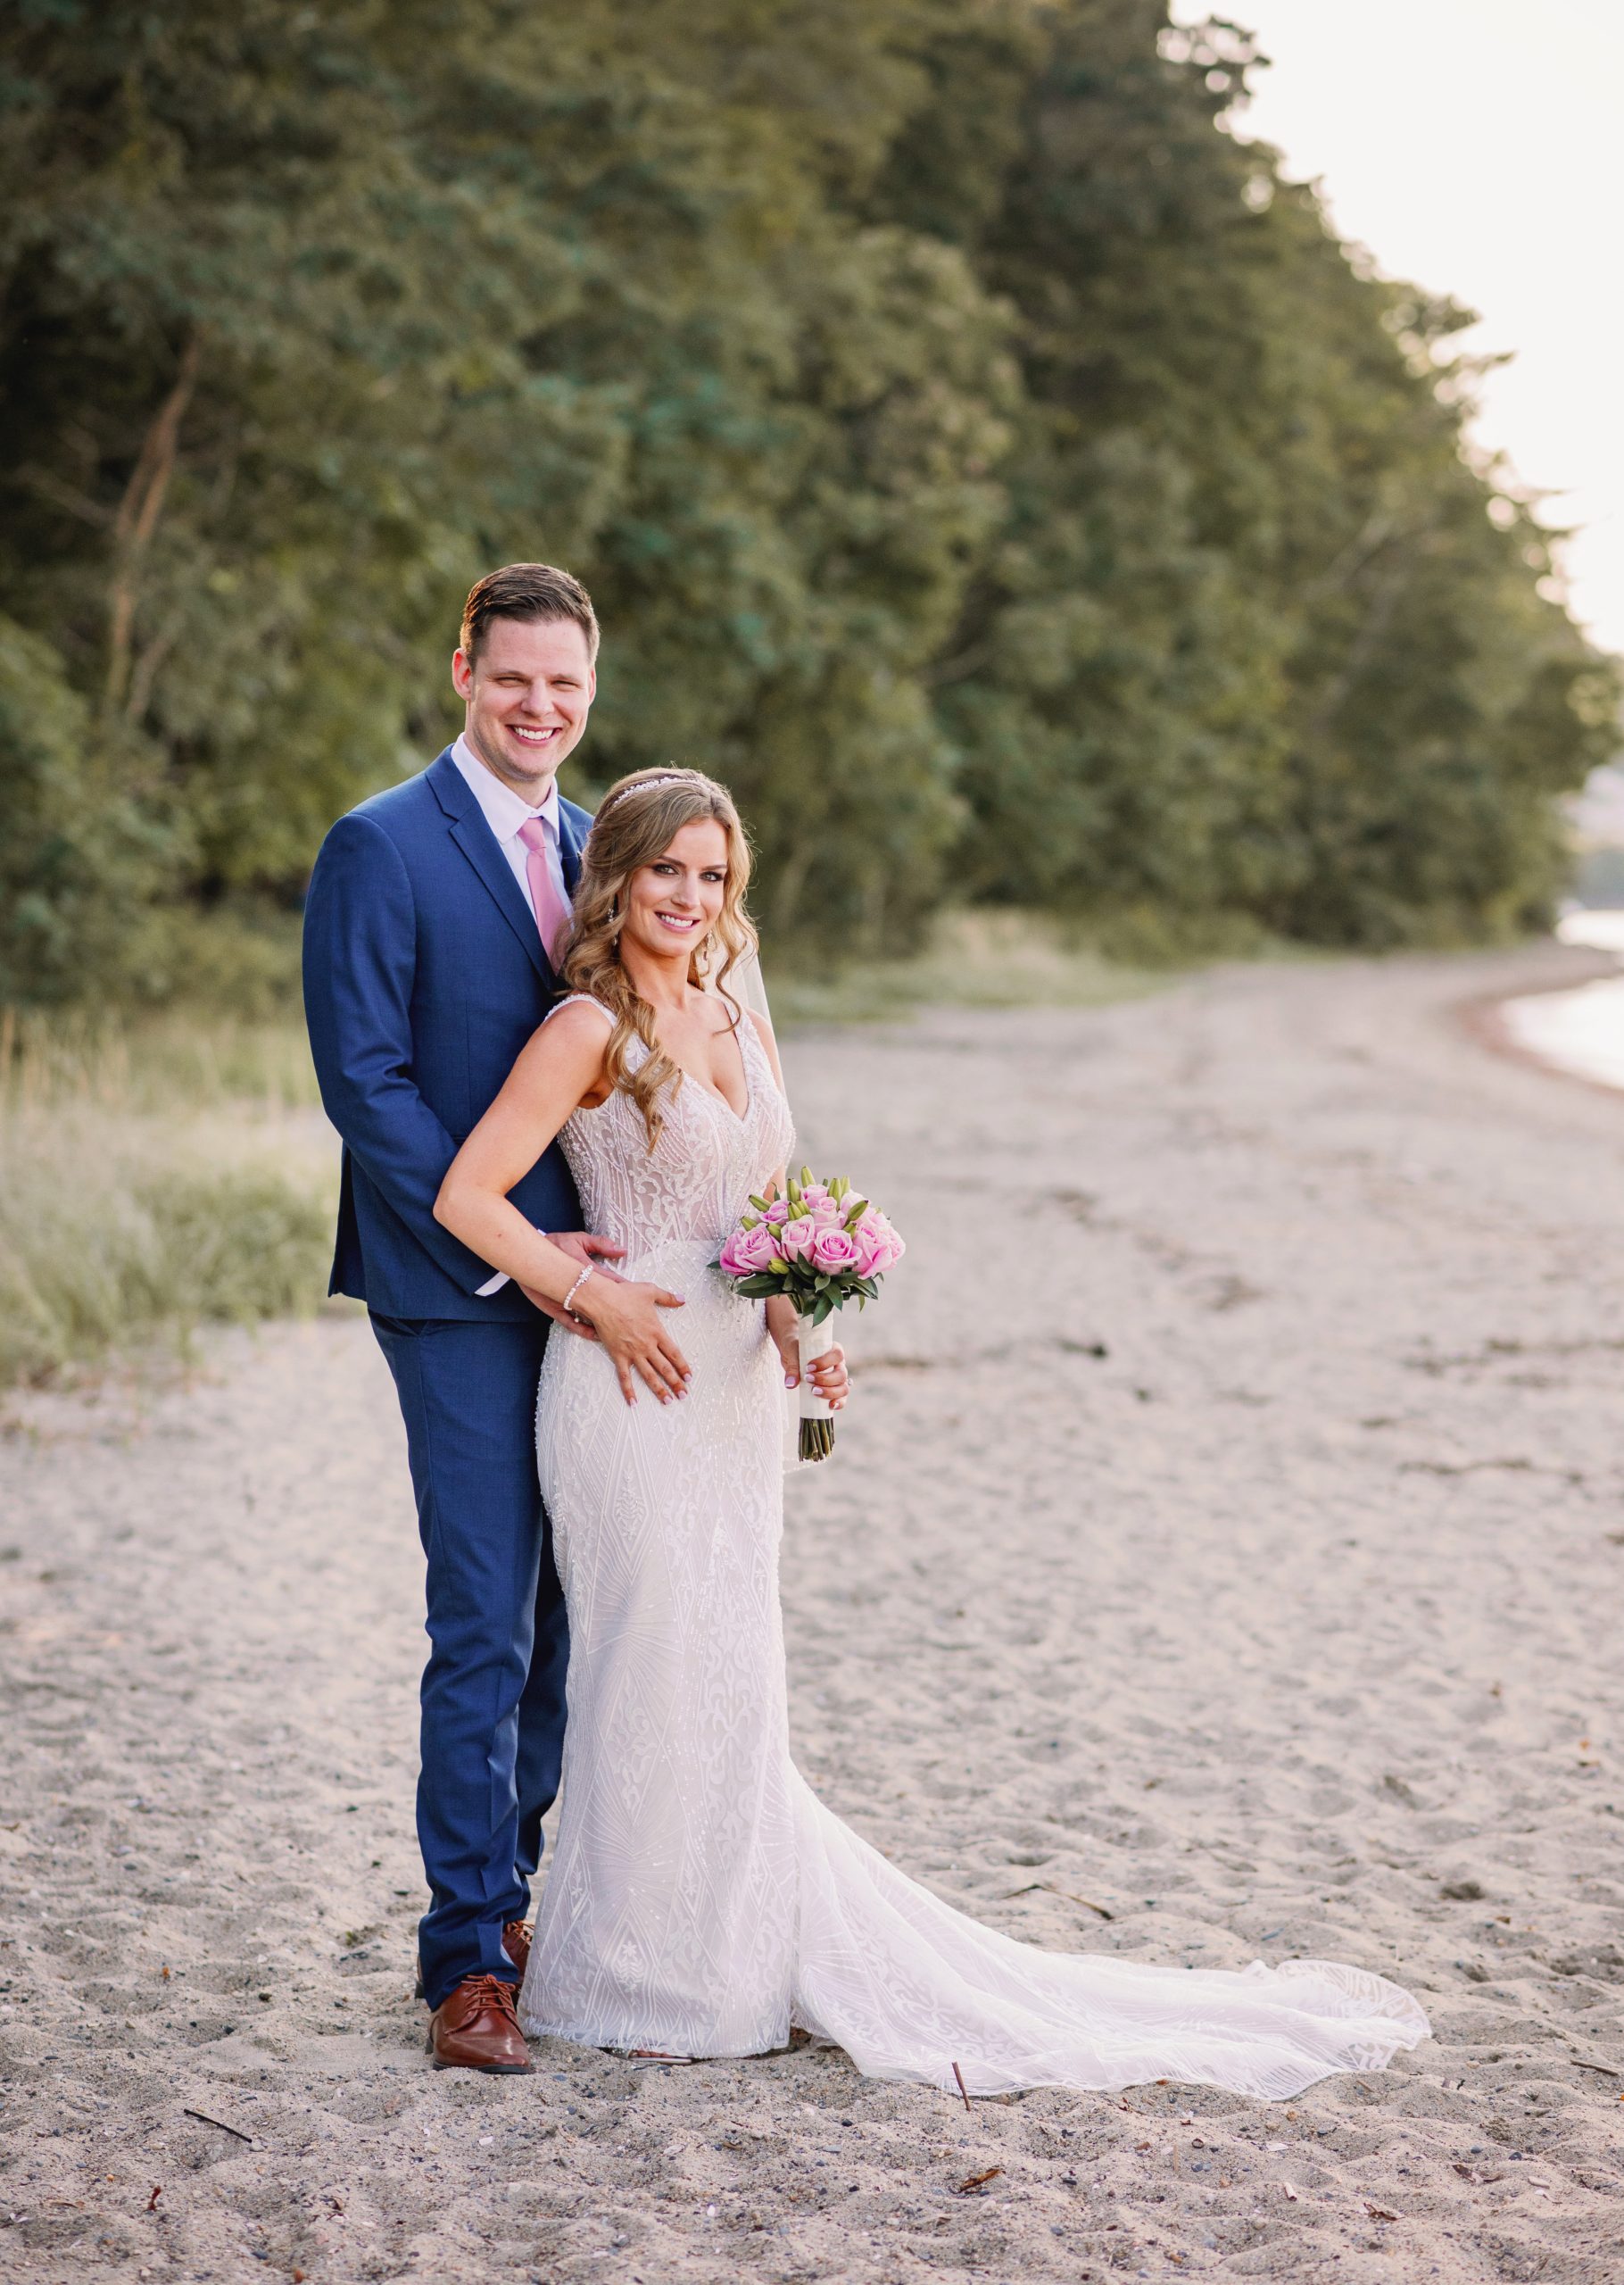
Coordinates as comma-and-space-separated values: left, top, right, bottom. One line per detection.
0, 1005, 322, 1118
767, 908, 1167, 1025
0, 1010, 336, 1388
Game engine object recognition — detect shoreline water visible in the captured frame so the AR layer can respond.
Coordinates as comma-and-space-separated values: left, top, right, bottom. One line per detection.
1495, 911, 1624, 1096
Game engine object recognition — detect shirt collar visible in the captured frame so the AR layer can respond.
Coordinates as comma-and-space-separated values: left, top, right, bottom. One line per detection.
451, 731, 559, 843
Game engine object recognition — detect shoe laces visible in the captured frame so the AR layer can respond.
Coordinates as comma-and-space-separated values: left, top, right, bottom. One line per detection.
460, 1973, 519, 2021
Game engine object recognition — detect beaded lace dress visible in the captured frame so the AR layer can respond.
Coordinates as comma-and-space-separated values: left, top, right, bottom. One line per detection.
518, 997, 1429, 2095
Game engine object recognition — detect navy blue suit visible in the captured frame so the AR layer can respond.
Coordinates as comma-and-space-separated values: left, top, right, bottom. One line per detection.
302, 747, 592, 2007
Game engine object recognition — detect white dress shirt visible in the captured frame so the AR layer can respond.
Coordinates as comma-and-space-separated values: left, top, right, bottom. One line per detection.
451, 732, 568, 921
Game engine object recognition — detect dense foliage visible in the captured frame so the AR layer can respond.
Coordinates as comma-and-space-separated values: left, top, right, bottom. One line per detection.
2, 0, 1614, 1003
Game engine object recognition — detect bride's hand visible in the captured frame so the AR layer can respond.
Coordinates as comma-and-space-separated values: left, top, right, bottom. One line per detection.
525, 1231, 628, 1342
766, 1296, 849, 1410
573, 1274, 691, 1406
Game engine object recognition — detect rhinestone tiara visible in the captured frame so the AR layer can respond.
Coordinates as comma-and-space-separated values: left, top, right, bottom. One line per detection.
598, 771, 690, 810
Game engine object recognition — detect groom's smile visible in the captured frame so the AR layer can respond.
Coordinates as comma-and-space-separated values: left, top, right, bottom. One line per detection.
452, 615, 597, 802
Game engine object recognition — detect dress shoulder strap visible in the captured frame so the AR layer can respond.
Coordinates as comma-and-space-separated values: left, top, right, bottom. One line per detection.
544, 993, 615, 1026
733, 1001, 784, 1099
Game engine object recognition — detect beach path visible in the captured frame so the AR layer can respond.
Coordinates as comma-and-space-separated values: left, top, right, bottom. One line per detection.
3, 943, 1622, 2283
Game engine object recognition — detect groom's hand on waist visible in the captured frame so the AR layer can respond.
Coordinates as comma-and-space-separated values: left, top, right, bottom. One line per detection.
522, 1231, 627, 1342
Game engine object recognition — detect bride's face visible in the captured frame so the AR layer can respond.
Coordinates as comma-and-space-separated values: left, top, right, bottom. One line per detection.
621, 818, 729, 961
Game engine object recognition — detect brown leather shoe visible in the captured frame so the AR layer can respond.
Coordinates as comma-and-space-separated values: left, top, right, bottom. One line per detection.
427, 1974, 533, 2073
501, 1918, 533, 1981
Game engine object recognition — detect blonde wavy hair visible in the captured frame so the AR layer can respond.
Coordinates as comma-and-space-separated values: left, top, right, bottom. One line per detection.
558, 768, 757, 1150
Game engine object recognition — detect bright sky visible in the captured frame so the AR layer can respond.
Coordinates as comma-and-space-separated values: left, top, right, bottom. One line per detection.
1172, 1, 1624, 655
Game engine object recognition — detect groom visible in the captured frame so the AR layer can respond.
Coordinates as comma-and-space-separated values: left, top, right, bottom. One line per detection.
303, 563, 627, 2073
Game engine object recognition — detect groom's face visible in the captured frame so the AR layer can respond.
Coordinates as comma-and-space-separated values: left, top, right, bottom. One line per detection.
452, 615, 596, 802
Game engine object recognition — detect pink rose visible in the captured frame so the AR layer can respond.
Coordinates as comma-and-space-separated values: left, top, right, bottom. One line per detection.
780, 1216, 818, 1260
764, 1197, 791, 1226
799, 1182, 832, 1209
719, 1222, 780, 1278
854, 1210, 904, 1275
812, 1196, 842, 1226
810, 1224, 862, 1273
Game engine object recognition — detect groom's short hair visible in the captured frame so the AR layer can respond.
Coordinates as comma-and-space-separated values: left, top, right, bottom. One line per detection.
460, 563, 600, 665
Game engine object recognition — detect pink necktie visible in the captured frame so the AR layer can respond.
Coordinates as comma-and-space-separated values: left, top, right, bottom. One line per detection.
517, 815, 572, 967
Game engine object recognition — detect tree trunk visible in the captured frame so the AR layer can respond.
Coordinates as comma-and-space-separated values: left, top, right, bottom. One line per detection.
104, 333, 202, 717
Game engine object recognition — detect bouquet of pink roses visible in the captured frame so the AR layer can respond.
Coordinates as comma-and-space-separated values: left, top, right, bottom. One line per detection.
717, 1167, 905, 1460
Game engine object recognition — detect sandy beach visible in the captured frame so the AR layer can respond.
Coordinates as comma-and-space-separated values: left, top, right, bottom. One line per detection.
4, 940, 1624, 2285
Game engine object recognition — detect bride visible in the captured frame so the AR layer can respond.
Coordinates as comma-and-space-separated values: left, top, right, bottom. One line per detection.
434, 768, 1429, 2097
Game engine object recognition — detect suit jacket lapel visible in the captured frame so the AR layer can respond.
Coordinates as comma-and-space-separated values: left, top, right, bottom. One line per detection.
427, 750, 551, 987
559, 800, 589, 896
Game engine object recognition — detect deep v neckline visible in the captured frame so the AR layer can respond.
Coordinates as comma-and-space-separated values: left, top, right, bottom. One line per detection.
675, 1013, 752, 1125
553, 992, 758, 1125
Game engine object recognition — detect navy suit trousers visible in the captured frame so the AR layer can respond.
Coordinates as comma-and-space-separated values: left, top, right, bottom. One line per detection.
369, 1312, 568, 2009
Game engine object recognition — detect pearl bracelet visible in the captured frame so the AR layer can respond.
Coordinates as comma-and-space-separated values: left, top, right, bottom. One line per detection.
562, 1265, 595, 1317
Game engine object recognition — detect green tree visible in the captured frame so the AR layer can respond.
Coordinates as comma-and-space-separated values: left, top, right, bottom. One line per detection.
874, 1, 1617, 944
0, 0, 1613, 1004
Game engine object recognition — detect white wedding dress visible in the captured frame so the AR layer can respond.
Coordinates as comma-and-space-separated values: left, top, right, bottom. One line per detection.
518, 997, 1429, 2096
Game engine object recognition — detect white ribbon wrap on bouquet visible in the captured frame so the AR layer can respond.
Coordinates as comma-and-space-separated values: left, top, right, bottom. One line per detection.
791, 1311, 840, 1462
799, 1316, 845, 1417
796, 1310, 838, 1424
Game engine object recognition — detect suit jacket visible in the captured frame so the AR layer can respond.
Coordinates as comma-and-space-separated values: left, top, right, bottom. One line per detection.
302, 746, 592, 1321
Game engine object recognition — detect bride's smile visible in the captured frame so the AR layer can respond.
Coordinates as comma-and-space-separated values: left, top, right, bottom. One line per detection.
619, 823, 728, 963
